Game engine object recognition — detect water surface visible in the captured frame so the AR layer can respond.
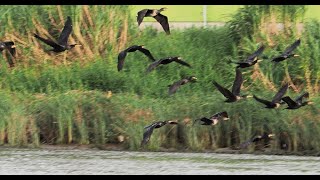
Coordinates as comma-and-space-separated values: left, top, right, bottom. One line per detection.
0, 147, 319, 175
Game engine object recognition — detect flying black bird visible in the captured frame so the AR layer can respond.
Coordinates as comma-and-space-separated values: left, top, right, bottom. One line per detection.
282, 92, 313, 110
194, 111, 229, 126
0, 41, 16, 57
0, 41, 16, 67
137, 7, 170, 35
146, 56, 191, 73
271, 39, 300, 63
240, 133, 274, 149
117, 45, 156, 71
212, 68, 250, 102
168, 76, 197, 95
234, 45, 265, 68
34, 16, 80, 53
253, 83, 289, 109
141, 120, 178, 146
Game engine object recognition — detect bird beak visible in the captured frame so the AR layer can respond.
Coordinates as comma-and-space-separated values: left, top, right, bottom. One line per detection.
11, 45, 16, 48
246, 95, 253, 98
257, 59, 263, 62
141, 45, 145, 48
294, 54, 300, 57
223, 117, 229, 121
268, 134, 275, 138
177, 57, 182, 60
308, 101, 314, 105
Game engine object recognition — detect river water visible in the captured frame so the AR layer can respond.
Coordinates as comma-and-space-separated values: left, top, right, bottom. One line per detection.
0, 147, 319, 175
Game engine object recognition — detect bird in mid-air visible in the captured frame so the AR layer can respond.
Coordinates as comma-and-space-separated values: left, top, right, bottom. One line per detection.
0, 41, 16, 67
117, 45, 156, 71
281, 92, 313, 110
271, 39, 300, 63
168, 76, 197, 95
213, 68, 251, 103
146, 56, 191, 73
194, 111, 229, 126
253, 83, 289, 109
233, 45, 265, 68
137, 7, 170, 35
34, 16, 80, 53
240, 133, 275, 149
141, 120, 178, 147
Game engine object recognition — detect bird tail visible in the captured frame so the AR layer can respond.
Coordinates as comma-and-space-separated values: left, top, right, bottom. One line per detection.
240, 140, 253, 149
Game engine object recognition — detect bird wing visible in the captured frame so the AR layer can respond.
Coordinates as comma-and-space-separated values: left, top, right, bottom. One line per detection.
167, 121, 178, 125
168, 79, 185, 95
199, 117, 212, 125
271, 55, 285, 62
146, 60, 162, 73
283, 39, 301, 55
295, 92, 309, 103
240, 139, 254, 149
240, 135, 260, 148
3, 41, 14, 47
211, 111, 228, 119
168, 78, 190, 95
34, 33, 61, 49
231, 68, 243, 96
246, 45, 265, 62
271, 83, 289, 103
174, 59, 191, 67
253, 95, 273, 107
281, 96, 298, 107
212, 81, 235, 100
153, 13, 170, 35
141, 124, 156, 146
138, 47, 156, 61
58, 16, 72, 46
117, 50, 128, 71
137, 9, 148, 26
4, 41, 16, 57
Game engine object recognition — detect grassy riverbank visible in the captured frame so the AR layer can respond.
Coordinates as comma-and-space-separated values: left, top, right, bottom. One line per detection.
0, 5, 319, 155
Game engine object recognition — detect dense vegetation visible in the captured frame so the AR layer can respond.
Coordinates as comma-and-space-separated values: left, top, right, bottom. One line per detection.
0, 5, 319, 155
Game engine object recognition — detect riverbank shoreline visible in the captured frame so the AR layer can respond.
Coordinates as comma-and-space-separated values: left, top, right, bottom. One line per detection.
1, 144, 319, 157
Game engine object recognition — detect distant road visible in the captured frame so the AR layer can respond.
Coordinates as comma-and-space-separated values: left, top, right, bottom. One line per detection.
138, 22, 304, 32
138, 22, 225, 30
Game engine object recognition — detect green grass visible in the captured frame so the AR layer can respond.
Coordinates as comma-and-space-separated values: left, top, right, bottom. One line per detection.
0, 5, 319, 155
131, 5, 320, 22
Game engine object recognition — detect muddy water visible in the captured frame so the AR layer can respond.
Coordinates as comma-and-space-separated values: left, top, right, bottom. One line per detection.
0, 147, 319, 175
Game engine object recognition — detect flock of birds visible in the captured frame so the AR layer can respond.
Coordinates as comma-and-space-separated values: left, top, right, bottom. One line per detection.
126, 8, 314, 149
0, 8, 314, 150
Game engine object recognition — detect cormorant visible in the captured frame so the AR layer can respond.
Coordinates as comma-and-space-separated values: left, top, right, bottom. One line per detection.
117, 45, 156, 71
146, 56, 191, 73
194, 111, 229, 126
240, 133, 274, 149
282, 92, 313, 110
212, 68, 250, 102
34, 16, 80, 53
141, 120, 178, 146
253, 83, 289, 108
137, 7, 170, 35
234, 45, 265, 68
0, 41, 15, 57
0, 41, 16, 67
168, 76, 197, 95
271, 39, 300, 63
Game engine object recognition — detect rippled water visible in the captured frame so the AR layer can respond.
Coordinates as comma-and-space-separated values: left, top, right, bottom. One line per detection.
0, 147, 319, 175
